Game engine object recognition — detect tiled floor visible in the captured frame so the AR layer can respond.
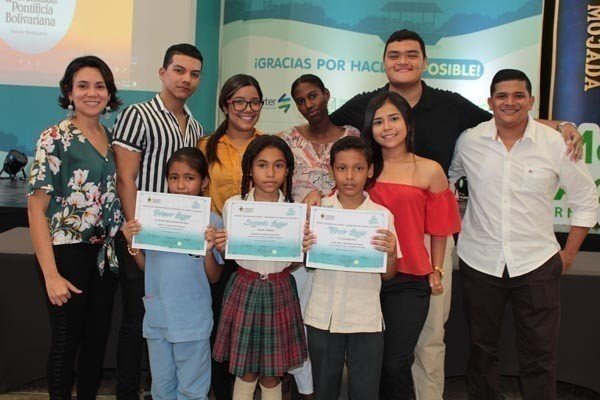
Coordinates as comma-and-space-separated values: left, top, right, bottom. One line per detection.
2, 372, 599, 400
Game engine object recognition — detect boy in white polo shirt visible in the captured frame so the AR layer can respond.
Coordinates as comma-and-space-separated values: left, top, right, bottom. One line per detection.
302, 136, 400, 400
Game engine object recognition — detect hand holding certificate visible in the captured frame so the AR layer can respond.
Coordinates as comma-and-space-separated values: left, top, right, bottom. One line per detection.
132, 191, 212, 256
306, 206, 389, 273
225, 200, 306, 262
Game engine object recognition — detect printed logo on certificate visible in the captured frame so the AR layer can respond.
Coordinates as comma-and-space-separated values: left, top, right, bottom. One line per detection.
225, 200, 306, 262
132, 191, 211, 256
306, 206, 388, 273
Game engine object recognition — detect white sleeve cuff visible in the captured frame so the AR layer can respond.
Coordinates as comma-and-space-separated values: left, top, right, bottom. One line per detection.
570, 212, 598, 228
112, 141, 142, 153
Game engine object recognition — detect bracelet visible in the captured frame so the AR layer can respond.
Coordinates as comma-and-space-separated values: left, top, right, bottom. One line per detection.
127, 244, 139, 256
557, 121, 577, 133
432, 264, 444, 277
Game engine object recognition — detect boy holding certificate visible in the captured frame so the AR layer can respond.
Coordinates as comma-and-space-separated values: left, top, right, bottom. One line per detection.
302, 136, 400, 400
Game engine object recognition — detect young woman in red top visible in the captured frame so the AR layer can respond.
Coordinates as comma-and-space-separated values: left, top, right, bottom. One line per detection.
361, 91, 461, 400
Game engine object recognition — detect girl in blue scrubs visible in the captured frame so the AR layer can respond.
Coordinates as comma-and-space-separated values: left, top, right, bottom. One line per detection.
123, 147, 225, 400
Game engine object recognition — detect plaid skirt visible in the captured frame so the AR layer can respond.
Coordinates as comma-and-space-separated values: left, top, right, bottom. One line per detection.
212, 267, 308, 377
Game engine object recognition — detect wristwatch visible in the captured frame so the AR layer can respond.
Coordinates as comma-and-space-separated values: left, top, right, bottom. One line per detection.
432, 265, 444, 277
557, 121, 577, 133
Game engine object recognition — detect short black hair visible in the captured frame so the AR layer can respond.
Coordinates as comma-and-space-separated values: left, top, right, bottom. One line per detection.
384, 29, 427, 59
330, 136, 372, 167
163, 43, 203, 69
490, 69, 532, 96
58, 55, 122, 111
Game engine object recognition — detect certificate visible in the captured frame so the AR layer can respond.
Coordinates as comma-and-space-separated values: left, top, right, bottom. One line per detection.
306, 206, 388, 273
225, 200, 306, 262
132, 191, 211, 256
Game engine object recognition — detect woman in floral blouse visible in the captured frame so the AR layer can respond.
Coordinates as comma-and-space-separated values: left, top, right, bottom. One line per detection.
278, 74, 360, 400
27, 56, 123, 399
279, 74, 360, 204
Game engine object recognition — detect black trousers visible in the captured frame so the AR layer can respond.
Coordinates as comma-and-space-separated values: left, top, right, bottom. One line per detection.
460, 254, 562, 400
114, 233, 146, 400
379, 276, 431, 400
307, 326, 383, 400
41, 243, 117, 400
210, 259, 237, 400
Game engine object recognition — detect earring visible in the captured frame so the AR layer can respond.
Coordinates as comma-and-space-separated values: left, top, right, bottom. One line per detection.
67, 100, 75, 118
103, 105, 111, 119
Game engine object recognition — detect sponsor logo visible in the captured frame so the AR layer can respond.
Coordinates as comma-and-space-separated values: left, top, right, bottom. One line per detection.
319, 212, 335, 221
277, 93, 291, 112
263, 93, 291, 113
238, 205, 255, 213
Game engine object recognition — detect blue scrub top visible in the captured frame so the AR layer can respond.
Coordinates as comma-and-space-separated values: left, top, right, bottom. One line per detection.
143, 212, 224, 342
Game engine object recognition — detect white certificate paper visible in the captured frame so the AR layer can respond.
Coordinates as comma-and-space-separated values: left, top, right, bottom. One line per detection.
225, 200, 306, 262
306, 206, 388, 273
132, 191, 211, 256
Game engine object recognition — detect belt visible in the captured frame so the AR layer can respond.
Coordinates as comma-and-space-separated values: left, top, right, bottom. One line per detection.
237, 266, 291, 281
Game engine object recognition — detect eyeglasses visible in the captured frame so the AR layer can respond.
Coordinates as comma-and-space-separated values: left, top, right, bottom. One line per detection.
228, 99, 264, 112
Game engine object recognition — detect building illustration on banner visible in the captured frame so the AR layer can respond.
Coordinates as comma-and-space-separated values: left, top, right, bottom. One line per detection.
221, 0, 544, 133
220, 0, 600, 234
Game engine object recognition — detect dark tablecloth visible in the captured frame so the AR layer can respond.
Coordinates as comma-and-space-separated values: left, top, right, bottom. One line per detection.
1, 227, 598, 394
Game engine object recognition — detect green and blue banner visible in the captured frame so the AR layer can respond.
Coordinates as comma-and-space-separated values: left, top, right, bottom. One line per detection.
551, 0, 600, 232
220, 0, 544, 132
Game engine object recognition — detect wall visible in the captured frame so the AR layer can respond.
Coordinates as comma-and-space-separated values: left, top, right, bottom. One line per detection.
0, 0, 221, 159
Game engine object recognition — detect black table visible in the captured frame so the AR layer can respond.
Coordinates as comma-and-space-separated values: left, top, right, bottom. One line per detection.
0, 228, 123, 393
445, 252, 600, 393
1, 228, 599, 394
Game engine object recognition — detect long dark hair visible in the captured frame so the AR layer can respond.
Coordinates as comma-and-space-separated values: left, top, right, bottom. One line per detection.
166, 147, 209, 195
361, 92, 415, 181
240, 135, 294, 203
204, 74, 263, 165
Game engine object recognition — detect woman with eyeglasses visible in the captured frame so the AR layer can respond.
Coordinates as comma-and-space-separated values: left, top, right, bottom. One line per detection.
199, 74, 265, 216
198, 73, 264, 400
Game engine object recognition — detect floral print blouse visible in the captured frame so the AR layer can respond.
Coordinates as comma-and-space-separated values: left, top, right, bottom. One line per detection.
28, 119, 123, 275
279, 125, 360, 202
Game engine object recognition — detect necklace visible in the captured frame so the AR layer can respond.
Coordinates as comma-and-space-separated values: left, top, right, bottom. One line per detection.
301, 126, 343, 159
311, 141, 328, 159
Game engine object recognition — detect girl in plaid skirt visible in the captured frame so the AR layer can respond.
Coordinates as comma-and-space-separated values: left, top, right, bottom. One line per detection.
212, 135, 308, 400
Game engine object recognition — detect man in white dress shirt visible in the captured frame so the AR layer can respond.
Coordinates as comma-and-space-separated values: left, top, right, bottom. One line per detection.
449, 69, 597, 400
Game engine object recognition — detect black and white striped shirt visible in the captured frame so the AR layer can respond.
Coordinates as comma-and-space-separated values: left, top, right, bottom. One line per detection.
112, 94, 204, 193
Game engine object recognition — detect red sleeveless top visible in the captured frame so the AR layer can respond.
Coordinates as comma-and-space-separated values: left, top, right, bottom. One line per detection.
369, 182, 461, 276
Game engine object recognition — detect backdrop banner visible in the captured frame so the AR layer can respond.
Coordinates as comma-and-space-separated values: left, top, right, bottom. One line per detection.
551, 0, 600, 233
220, 0, 544, 133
